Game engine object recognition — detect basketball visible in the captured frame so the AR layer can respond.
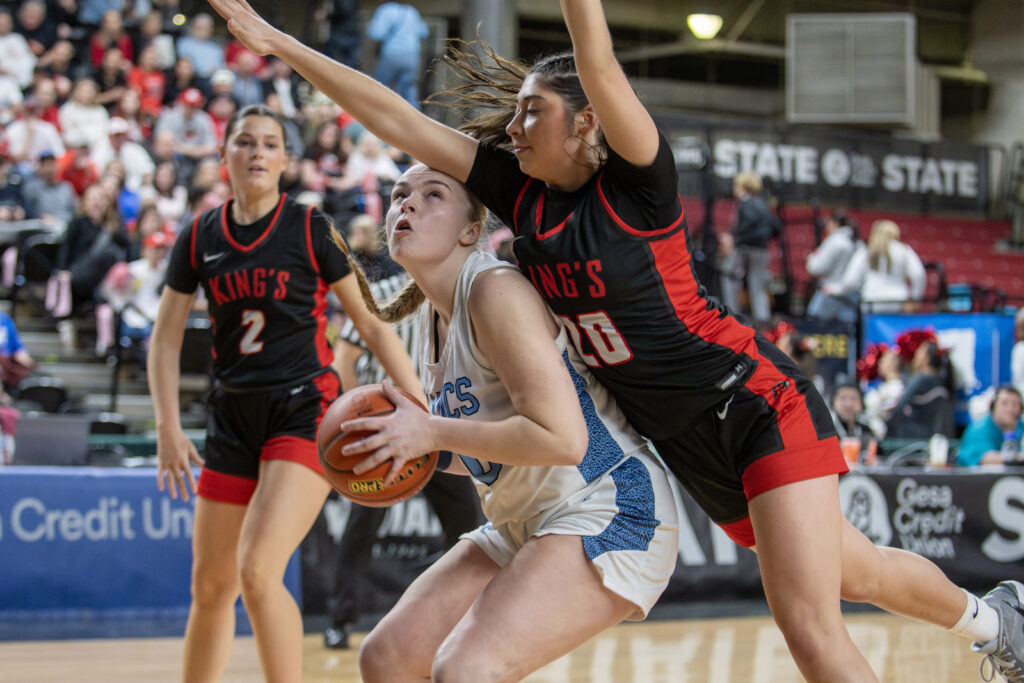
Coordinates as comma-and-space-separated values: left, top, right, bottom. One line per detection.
317, 384, 438, 507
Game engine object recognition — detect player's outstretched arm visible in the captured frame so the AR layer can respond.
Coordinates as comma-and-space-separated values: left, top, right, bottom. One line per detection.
560, 0, 659, 167
207, 0, 478, 182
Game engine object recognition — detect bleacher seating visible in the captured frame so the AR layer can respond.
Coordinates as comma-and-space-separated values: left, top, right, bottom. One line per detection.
682, 197, 1021, 308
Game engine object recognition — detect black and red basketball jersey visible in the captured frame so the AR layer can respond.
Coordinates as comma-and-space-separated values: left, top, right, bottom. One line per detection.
165, 194, 350, 391
467, 137, 759, 439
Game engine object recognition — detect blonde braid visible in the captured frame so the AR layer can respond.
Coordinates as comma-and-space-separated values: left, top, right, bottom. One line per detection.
328, 221, 425, 323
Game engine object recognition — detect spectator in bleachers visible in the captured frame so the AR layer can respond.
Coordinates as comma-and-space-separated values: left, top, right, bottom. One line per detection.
719, 170, 776, 325
125, 200, 165, 257
98, 227, 170, 359
830, 380, 881, 452
229, 49, 263, 108
93, 45, 128, 108
837, 219, 926, 314
0, 8, 37, 89
0, 77, 23, 114
317, 0, 360, 69
55, 133, 101, 195
154, 86, 217, 179
15, 0, 59, 57
137, 159, 186, 226
1012, 308, 1024, 399
27, 76, 61, 127
366, 0, 428, 110
0, 153, 26, 222
301, 119, 343, 195
957, 385, 1024, 466
162, 54, 200, 107
146, 127, 177, 166
94, 114, 151, 189
262, 56, 302, 120
58, 76, 110, 153
49, 183, 129, 349
112, 80, 149, 139
33, 40, 76, 99
338, 129, 400, 190
262, 91, 304, 159
99, 164, 140, 225
3, 97, 64, 170
205, 91, 236, 143
88, 9, 133, 68
0, 308, 36, 392
860, 343, 905, 440
805, 209, 859, 323
127, 42, 166, 119
887, 330, 955, 439
21, 149, 76, 223
174, 13, 223, 79
134, 9, 174, 70
207, 66, 235, 100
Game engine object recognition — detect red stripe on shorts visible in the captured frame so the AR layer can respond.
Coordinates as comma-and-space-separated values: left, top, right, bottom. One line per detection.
741, 435, 847, 502
198, 468, 257, 505
262, 435, 322, 475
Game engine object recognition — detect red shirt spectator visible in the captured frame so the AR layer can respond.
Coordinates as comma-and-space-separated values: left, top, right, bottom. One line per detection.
89, 10, 133, 68
127, 45, 166, 119
55, 140, 101, 196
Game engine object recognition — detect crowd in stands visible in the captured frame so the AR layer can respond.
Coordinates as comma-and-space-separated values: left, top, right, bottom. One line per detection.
0, 0, 433, 359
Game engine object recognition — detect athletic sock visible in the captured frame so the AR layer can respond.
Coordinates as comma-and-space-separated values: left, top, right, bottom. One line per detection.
948, 589, 999, 643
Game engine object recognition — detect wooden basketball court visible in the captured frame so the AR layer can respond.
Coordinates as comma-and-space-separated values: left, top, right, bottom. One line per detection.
1, 611, 988, 682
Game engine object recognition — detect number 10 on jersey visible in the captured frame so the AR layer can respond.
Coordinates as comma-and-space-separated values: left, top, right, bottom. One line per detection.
559, 312, 633, 367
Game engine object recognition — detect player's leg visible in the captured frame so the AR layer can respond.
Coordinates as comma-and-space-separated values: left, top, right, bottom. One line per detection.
749, 475, 879, 683
237, 459, 332, 683
432, 533, 638, 682
182, 496, 246, 683
359, 538, 501, 682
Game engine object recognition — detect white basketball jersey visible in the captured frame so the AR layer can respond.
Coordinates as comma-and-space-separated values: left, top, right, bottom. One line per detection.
419, 250, 655, 526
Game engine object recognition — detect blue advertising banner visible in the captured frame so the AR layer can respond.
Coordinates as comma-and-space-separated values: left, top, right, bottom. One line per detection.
0, 467, 300, 623
863, 313, 1017, 424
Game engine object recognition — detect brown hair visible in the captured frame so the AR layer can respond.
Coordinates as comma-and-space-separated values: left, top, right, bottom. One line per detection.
222, 104, 290, 154
430, 40, 606, 161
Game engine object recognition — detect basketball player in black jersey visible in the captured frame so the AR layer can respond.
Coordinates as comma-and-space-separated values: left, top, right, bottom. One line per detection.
210, 0, 1024, 680
147, 104, 421, 683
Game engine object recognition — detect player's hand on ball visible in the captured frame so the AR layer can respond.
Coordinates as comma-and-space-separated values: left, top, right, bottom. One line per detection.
341, 381, 435, 484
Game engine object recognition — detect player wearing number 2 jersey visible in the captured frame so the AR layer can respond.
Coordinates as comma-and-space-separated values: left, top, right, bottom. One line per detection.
147, 104, 421, 683
210, 0, 1024, 681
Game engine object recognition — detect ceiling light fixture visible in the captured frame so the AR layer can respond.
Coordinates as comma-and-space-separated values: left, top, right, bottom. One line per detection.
687, 13, 723, 40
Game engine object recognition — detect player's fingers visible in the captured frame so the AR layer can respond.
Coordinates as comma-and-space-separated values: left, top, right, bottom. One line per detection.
175, 469, 191, 503
165, 471, 179, 500
156, 466, 166, 491
348, 450, 387, 479
184, 465, 199, 496
343, 431, 387, 457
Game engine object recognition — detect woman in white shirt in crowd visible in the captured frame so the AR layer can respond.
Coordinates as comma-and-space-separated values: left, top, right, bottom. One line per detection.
831, 219, 926, 314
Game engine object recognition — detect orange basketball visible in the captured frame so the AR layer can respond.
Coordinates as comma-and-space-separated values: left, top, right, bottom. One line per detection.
317, 384, 438, 507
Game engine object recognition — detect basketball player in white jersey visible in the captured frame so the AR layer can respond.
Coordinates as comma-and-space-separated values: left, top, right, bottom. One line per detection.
331, 163, 679, 682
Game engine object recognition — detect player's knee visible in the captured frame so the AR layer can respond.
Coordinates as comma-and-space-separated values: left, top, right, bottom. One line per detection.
190, 567, 238, 607
840, 573, 883, 604
772, 605, 845, 663
359, 628, 405, 682
236, 556, 275, 602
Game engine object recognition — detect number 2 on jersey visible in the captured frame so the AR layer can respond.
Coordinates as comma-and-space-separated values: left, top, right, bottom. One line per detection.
559, 311, 633, 367
239, 309, 266, 354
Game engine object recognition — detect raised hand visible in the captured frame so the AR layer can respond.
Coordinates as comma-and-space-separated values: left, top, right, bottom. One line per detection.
206, 0, 284, 57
